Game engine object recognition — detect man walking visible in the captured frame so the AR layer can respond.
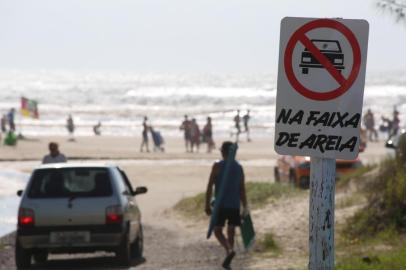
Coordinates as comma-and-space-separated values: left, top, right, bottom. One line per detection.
205, 141, 248, 269
242, 110, 251, 142
180, 115, 191, 152
363, 109, 378, 142
7, 108, 16, 132
140, 116, 150, 152
233, 110, 241, 142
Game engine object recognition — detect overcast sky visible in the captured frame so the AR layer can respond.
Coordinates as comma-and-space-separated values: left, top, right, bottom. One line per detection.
0, 0, 404, 73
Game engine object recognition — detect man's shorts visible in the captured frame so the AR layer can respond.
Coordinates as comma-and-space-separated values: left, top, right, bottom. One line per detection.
216, 208, 241, 227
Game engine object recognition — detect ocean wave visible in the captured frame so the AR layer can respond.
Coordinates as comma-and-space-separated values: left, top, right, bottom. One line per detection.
0, 70, 404, 136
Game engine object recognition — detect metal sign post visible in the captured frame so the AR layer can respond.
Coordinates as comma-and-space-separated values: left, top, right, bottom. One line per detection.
309, 157, 335, 269
274, 17, 369, 270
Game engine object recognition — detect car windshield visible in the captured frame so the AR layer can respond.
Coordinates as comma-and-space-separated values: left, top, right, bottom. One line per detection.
28, 168, 112, 198
307, 41, 340, 52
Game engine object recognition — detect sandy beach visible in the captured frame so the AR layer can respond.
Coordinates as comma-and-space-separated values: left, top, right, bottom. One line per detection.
0, 136, 275, 224
0, 135, 388, 269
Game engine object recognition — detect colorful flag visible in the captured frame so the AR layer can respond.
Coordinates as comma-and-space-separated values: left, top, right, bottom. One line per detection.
21, 97, 39, 119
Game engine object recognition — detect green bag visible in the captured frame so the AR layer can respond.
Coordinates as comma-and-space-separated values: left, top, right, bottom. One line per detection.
4, 132, 17, 146
240, 214, 255, 250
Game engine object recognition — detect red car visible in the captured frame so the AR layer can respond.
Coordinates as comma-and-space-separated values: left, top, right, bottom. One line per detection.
274, 155, 363, 188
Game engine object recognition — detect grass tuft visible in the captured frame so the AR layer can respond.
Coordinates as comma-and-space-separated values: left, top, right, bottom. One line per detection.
173, 192, 206, 219
245, 182, 298, 208
255, 232, 280, 254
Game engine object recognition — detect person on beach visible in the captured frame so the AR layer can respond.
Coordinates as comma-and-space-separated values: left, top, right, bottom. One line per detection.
42, 142, 67, 164
7, 108, 16, 132
190, 118, 200, 153
242, 110, 251, 142
205, 141, 248, 269
93, 121, 102, 136
203, 117, 215, 153
180, 115, 192, 152
232, 110, 241, 142
140, 116, 150, 152
392, 110, 400, 137
66, 115, 75, 140
363, 109, 378, 142
381, 115, 393, 139
382, 109, 401, 139
1, 114, 7, 133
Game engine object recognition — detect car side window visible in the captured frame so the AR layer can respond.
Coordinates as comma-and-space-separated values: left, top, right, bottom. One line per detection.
117, 168, 134, 194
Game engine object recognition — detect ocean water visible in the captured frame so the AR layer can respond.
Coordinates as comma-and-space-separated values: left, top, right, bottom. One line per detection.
0, 70, 405, 137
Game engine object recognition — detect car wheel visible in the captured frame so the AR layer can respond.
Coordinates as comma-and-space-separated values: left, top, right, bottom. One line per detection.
15, 239, 31, 269
116, 230, 131, 266
132, 225, 143, 258
274, 167, 280, 183
302, 68, 308, 74
33, 250, 48, 264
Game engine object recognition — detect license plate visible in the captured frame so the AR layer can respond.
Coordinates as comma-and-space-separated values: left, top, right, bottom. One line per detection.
50, 231, 90, 244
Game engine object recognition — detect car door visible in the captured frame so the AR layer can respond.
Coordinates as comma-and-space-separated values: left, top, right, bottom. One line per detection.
117, 168, 141, 242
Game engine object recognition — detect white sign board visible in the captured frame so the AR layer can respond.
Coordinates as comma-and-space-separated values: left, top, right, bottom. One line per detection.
274, 17, 369, 159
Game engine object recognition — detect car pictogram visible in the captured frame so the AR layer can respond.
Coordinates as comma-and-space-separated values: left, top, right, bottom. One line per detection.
299, 39, 345, 74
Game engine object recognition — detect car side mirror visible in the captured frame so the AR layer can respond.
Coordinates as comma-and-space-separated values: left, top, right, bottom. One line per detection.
133, 186, 148, 196
17, 190, 23, 197
122, 190, 131, 196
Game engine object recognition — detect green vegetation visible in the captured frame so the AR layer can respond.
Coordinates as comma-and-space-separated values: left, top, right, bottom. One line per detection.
245, 182, 298, 208
336, 194, 364, 209
343, 155, 406, 240
255, 232, 280, 254
336, 248, 406, 270
336, 137, 406, 269
337, 164, 376, 188
173, 192, 206, 219
174, 182, 299, 219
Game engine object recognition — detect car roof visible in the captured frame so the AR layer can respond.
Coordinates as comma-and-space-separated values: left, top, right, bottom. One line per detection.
35, 163, 118, 170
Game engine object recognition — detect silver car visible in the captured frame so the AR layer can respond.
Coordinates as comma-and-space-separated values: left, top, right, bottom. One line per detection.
15, 163, 147, 269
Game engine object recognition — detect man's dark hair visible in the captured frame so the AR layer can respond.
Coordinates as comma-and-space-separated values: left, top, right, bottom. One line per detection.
49, 142, 58, 148
221, 141, 234, 157
49, 142, 59, 151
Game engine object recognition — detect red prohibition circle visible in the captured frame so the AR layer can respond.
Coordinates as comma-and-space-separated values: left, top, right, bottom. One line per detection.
284, 19, 362, 101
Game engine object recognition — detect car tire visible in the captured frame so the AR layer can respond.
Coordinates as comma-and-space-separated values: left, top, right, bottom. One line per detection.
15, 239, 31, 269
274, 167, 280, 183
33, 250, 48, 264
302, 68, 308, 74
132, 225, 143, 258
116, 230, 132, 266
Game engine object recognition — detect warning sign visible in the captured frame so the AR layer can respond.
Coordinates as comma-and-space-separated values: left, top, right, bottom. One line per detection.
274, 17, 369, 159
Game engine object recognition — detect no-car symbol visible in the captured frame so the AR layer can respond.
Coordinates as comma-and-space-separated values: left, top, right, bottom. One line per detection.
284, 19, 361, 101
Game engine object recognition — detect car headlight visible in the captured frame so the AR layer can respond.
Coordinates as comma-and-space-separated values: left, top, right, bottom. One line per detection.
334, 58, 343, 64
302, 57, 311, 62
